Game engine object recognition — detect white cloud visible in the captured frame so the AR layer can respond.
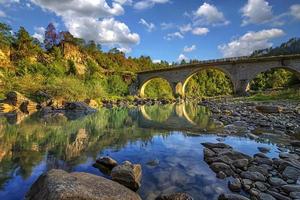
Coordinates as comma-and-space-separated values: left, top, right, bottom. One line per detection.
179, 24, 192, 33
153, 59, 161, 63
183, 45, 196, 53
139, 18, 155, 32
290, 4, 300, 20
177, 54, 189, 62
133, 0, 170, 10
30, 0, 140, 52
241, 0, 274, 26
192, 27, 209, 36
32, 26, 46, 42
164, 32, 184, 40
160, 22, 175, 30
194, 2, 229, 26
0, 10, 6, 17
218, 28, 285, 57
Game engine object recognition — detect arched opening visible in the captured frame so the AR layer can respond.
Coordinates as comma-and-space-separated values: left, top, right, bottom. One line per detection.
249, 67, 300, 91
183, 68, 234, 98
140, 77, 174, 99
142, 104, 174, 122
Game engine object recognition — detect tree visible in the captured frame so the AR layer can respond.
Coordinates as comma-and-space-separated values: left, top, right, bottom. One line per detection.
44, 23, 57, 50
0, 23, 14, 47
13, 26, 42, 60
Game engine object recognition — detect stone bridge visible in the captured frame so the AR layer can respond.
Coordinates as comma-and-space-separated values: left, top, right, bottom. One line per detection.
130, 54, 300, 98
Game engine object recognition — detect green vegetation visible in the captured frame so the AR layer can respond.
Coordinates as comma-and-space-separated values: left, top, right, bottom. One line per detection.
247, 88, 300, 101
0, 22, 299, 100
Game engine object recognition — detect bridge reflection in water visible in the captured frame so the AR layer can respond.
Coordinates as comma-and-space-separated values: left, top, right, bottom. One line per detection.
135, 103, 219, 132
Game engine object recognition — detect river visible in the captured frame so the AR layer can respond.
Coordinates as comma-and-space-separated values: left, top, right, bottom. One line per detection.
0, 103, 281, 200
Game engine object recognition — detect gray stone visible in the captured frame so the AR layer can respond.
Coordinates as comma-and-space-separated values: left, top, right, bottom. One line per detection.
232, 159, 249, 169
156, 192, 193, 200
266, 191, 291, 200
25, 169, 141, 200
258, 193, 276, 200
282, 166, 300, 181
210, 162, 233, 176
240, 171, 266, 182
282, 184, 300, 193
202, 143, 232, 149
268, 177, 287, 186
254, 181, 268, 192
228, 178, 242, 192
218, 193, 250, 200
290, 192, 300, 199
258, 147, 271, 153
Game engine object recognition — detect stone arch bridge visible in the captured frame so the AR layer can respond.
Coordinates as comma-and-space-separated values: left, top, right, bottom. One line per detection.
130, 54, 300, 98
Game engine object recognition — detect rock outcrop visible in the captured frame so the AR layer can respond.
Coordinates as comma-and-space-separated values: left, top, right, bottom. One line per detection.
26, 169, 142, 200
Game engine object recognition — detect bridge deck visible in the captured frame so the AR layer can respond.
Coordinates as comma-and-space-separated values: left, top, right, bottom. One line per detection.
138, 54, 300, 74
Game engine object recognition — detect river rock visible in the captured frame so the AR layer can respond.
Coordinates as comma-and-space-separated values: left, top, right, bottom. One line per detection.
282, 166, 300, 181
258, 193, 276, 200
201, 143, 232, 149
210, 162, 233, 176
218, 193, 250, 200
240, 171, 266, 182
96, 156, 118, 169
290, 192, 300, 199
281, 184, 300, 193
111, 161, 142, 191
156, 192, 193, 200
64, 102, 97, 113
268, 177, 287, 186
256, 105, 282, 113
228, 178, 241, 192
25, 169, 141, 200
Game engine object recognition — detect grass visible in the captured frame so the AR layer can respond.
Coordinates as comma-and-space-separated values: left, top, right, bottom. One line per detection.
247, 88, 300, 101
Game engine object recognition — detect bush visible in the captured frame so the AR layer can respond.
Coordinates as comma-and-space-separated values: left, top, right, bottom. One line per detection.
106, 75, 128, 96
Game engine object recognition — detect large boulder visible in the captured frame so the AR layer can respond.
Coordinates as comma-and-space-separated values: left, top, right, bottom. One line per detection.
26, 169, 141, 200
111, 161, 142, 191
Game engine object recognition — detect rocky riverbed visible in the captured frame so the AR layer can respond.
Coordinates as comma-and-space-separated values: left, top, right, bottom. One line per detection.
203, 142, 300, 200
199, 100, 300, 142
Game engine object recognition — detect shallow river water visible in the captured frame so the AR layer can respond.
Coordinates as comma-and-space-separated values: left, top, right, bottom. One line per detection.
0, 103, 282, 200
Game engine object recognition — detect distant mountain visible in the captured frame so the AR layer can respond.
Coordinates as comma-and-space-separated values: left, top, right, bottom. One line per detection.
251, 38, 300, 57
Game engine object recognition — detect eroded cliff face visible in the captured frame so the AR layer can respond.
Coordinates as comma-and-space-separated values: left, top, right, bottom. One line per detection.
61, 42, 88, 75
0, 47, 11, 68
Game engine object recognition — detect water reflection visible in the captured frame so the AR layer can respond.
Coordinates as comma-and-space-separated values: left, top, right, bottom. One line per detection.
0, 104, 281, 200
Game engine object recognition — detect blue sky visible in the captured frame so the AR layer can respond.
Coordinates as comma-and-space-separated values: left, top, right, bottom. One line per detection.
0, 0, 300, 62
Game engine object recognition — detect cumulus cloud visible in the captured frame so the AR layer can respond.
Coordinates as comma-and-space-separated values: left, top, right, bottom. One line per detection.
183, 45, 196, 53
290, 4, 300, 20
139, 18, 155, 32
30, 0, 140, 52
133, 0, 170, 10
177, 54, 189, 62
164, 32, 184, 40
32, 26, 46, 42
241, 0, 274, 26
218, 29, 285, 57
191, 27, 209, 36
193, 2, 229, 26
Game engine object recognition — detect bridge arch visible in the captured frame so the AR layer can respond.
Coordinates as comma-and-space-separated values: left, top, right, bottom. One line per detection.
182, 66, 235, 98
139, 76, 173, 98
243, 65, 300, 92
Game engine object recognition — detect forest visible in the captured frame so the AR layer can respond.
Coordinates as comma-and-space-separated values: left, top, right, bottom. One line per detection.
0, 23, 299, 101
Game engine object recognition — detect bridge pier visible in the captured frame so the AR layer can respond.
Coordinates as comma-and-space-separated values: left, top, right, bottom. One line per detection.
170, 81, 185, 98
234, 79, 250, 96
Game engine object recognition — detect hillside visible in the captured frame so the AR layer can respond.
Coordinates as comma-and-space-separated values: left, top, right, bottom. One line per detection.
251, 38, 300, 57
